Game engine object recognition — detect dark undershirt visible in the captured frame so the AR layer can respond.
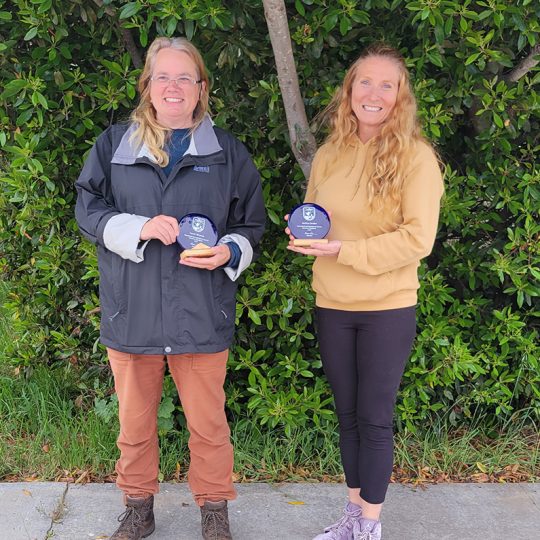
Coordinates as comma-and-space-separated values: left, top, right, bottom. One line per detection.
162, 128, 190, 177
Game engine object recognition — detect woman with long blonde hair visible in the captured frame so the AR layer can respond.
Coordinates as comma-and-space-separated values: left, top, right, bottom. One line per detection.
76, 36, 265, 540
287, 43, 444, 540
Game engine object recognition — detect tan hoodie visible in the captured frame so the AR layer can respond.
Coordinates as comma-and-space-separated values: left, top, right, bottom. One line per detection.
304, 138, 444, 311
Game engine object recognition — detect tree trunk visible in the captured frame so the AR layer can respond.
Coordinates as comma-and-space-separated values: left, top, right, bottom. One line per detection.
92, 0, 143, 69
505, 44, 540, 82
262, 0, 317, 178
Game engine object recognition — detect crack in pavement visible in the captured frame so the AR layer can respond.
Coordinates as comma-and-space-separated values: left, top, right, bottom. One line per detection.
44, 482, 69, 539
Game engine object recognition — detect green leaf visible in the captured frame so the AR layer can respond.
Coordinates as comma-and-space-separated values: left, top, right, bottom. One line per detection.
434, 24, 445, 44
324, 12, 338, 32
166, 17, 178, 36
36, 92, 48, 109
139, 26, 148, 47
24, 27, 38, 41
184, 19, 195, 41
1, 79, 27, 99
59, 44, 72, 59
158, 397, 175, 418
444, 15, 453, 35
101, 59, 124, 75
267, 209, 280, 225
248, 309, 261, 325
126, 84, 136, 100
119, 2, 141, 20
465, 52, 481, 65
38, 0, 53, 14
493, 112, 504, 128
339, 16, 350, 36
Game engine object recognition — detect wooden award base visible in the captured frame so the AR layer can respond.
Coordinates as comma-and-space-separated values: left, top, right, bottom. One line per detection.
293, 238, 329, 247
180, 243, 214, 260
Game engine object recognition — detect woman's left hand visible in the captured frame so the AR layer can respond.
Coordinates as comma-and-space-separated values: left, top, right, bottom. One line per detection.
286, 240, 342, 257
179, 244, 231, 270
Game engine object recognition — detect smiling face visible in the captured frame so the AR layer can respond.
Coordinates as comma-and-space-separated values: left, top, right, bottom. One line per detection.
149, 48, 203, 129
351, 56, 401, 142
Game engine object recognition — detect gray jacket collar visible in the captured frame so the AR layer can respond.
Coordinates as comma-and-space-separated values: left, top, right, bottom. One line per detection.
111, 114, 222, 165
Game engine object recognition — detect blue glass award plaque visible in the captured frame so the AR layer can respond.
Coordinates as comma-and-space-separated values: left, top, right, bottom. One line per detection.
177, 213, 218, 259
288, 203, 331, 246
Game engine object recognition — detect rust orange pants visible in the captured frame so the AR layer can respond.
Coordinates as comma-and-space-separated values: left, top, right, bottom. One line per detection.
107, 348, 237, 506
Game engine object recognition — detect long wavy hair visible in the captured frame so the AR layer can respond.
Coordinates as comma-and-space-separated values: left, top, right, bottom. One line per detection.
322, 43, 428, 212
129, 37, 210, 166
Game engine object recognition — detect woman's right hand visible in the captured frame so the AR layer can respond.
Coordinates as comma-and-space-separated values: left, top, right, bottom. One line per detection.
140, 215, 180, 245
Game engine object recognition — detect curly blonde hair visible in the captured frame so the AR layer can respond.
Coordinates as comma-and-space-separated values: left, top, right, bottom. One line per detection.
323, 43, 428, 212
129, 37, 210, 166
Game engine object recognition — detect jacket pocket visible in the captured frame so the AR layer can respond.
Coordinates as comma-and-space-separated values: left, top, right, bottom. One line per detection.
111, 255, 125, 312
97, 249, 122, 320
213, 270, 235, 331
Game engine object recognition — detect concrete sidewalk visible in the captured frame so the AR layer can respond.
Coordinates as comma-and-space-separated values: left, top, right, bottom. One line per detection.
2, 482, 539, 540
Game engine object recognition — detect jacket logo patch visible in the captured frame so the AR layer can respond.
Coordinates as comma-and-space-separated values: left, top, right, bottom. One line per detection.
193, 165, 210, 173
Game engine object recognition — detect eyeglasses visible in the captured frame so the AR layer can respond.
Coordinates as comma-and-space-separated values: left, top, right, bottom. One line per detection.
150, 75, 201, 87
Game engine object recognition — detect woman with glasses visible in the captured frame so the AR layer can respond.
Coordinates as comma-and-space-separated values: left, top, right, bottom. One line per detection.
286, 44, 443, 540
75, 37, 265, 540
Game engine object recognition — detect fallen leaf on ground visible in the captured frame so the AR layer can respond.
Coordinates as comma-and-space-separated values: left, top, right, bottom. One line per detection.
75, 470, 89, 484
476, 462, 488, 473
23, 475, 39, 482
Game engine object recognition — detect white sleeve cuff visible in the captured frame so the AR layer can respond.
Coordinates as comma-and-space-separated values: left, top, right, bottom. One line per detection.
218, 233, 253, 281
103, 213, 151, 263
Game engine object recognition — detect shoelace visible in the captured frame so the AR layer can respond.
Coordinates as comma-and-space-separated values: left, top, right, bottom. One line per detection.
353, 522, 379, 540
116, 505, 143, 535
324, 509, 360, 539
202, 508, 230, 539
353, 531, 376, 540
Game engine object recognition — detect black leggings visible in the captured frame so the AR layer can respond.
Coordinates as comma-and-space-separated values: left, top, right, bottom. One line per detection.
316, 306, 416, 504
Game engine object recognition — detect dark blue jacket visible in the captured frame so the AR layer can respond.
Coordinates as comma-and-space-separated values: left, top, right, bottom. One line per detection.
75, 116, 265, 354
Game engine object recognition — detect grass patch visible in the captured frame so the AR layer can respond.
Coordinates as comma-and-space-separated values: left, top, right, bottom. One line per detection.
0, 366, 118, 481
393, 418, 539, 484
0, 364, 538, 483
230, 420, 343, 482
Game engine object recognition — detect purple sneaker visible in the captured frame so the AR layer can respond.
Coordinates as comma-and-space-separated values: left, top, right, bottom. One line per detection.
313, 502, 362, 540
353, 517, 382, 540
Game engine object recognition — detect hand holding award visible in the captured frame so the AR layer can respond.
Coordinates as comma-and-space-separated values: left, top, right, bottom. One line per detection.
177, 213, 218, 260
288, 203, 331, 246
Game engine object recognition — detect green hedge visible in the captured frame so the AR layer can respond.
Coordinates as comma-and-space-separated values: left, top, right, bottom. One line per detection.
1, 0, 539, 433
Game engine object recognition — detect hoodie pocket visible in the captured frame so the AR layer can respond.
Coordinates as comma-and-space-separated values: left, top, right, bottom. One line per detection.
313, 258, 396, 303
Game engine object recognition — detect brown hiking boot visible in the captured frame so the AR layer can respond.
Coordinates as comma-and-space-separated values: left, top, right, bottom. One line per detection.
110, 495, 155, 539
200, 500, 233, 540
